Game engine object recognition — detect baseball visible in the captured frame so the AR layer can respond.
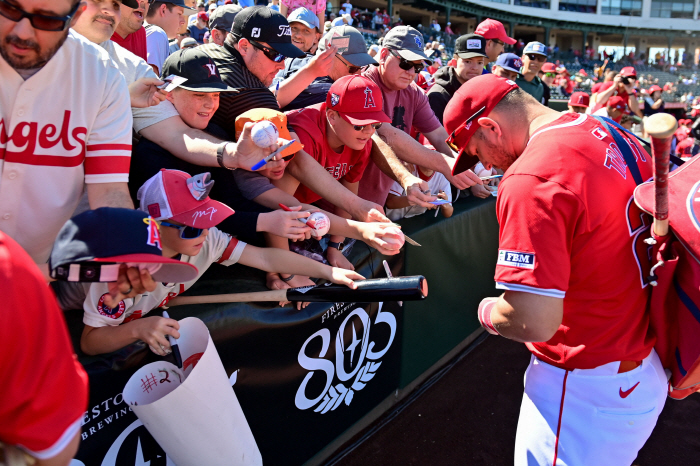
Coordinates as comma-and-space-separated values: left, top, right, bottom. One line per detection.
251, 120, 279, 148
307, 212, 330, 238
382, 226, 405, 248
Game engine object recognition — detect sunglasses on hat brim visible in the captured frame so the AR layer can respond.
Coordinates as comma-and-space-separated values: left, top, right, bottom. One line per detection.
446, 106, 487, 154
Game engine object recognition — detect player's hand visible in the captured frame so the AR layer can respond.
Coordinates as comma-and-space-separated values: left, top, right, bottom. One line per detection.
328, 267, 365, 289
470, 182, 492, 199
128, 77, 167, 108
104, 265, 157, 308
404, 177, 437, 209
307, 43, 337, 78
351, 199, 390, 223
227, 122, 275, 171
258, 208, 312, 241
135, 316, 180, 356
446, 167, 482, 190
358, 222, 403, 255
327, 246, 355, 271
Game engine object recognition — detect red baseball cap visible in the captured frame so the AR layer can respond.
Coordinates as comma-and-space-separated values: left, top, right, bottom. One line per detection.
568, 91, 589, 108
607, 95, 627, 110
197, 11, 209, 21
137, 169, 235, 229
474, 19, 516, 45
444, 74, 519, 175
620, 66, 637, 77
326, 75, 391, 125
541, 62, 556, 73
648, 85, 663, 94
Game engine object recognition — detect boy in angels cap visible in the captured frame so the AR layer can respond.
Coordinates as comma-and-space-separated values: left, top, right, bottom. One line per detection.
80, 169, 364, 357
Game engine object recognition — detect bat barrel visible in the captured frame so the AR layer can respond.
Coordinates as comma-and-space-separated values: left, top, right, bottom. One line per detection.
286, 276, 428, 303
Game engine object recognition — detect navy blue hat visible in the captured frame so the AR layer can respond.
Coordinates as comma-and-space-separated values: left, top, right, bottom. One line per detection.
494, 53, 523, 74
49, 208, 198, 283
523, 41, 547, 57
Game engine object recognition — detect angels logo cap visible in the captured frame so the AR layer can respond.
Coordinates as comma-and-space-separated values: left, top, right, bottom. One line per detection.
137, 169, 235, 229
523, 41, 547, 57
444, 74, 519, 175
382, 26, 432, 63
231, 6, 305, 59
474, 18, 516, 45
493, 53, 522, 74
568, 91, 590, 108
49, 208, 198, 283
454, 34, 487, 60
161, 48, 237, 92
326, 75, 391, 125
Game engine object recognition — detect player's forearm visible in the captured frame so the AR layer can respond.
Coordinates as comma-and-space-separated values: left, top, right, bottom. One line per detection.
480, 292, 562, 343
80, 323, 140, 356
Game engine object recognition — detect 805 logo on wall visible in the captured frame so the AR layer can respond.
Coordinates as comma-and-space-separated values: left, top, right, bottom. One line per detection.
295, 302, 396, 414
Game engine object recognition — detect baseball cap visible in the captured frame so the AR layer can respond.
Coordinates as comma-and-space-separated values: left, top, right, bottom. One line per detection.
318, 26, 376, 67
607, 96, 627, 110
541, 62, 556, 73
568, 91, 590, 108
620, 66, 637, 77
454, 34, 487, 60
382, 25, 432, 63
326, 75, 391, 125
288, 7, 319, 30
180, 37, 198, 49
234, 108, 303, 157
231, 6, 305, 59
648, 84, 663, 94
119, 0, 139, 9
523, 41, 547, 57
138, 169, 235, 229
443, 74, 519, 175
154, 0, 193, 10
474, 19, 516, 45
209, 4, 241, 32
197, 11, 208, 21
493, 53, 522, 74
208, 3, 216, 11
161, 48, 237, 92
49, 208, 199, 283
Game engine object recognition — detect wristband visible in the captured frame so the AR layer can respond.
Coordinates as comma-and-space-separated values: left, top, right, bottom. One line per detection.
477, 298, 500, 335
280, 274, 295, 282
217, 142, 236, 171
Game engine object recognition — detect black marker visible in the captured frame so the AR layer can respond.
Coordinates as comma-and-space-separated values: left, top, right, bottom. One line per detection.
162, 310, 183, 368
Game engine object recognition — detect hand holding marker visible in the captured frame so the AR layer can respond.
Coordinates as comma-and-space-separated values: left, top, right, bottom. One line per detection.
162, 310, 182, 368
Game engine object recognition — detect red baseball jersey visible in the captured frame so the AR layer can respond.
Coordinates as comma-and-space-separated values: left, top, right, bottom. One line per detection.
495, 113, 655, 370
0, 232, 88, 457
286, 103, 372, 204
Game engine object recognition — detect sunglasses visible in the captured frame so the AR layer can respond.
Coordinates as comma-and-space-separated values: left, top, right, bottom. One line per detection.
490, 39, 505, 46
544, 72, 556, 78
526, 54, 547, 62
336, 54, 362, 74
389, 49, 424, 73
249, 39, 285, 63
159, 221, 205, 239
352, 122, 382, 131
446, 106, 487, 153
0, 0, 80, 31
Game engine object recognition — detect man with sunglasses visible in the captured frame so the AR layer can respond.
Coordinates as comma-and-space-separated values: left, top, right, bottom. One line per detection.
515, 41, 549, 105
590, 66, 642, 118
359, 25, 483, 209
474, 18, 515, 72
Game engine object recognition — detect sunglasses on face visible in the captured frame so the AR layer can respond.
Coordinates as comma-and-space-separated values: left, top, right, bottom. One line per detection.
352, 122, 382, 131
446, 106, 487, 153
490, 39, 505, 46
389, 49, 424, 73
249, 39, 285, 63
544, 72, 556, 78
0, 0, 80, 31
526, 54, 547, 62
336, 54, 362, 74
159, 221, 205, 239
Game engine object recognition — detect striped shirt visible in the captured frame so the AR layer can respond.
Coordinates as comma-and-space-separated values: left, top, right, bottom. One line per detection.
200, 42, 280, 140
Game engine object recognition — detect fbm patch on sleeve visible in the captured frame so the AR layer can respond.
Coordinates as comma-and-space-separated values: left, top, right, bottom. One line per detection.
497, 250, 536, 269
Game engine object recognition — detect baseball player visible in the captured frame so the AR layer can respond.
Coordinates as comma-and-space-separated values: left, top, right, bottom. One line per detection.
444, 74, 668, 465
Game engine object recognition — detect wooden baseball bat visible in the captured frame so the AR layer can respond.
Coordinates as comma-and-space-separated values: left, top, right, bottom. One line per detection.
165, 276, 428, 306
645, 113, 677, 237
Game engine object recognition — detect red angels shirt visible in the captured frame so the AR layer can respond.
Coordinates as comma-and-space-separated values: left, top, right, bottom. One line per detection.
286, 103, 372, 204
111, 27, 148, 62
0, 232, 88, 457
495, 113, 655, 370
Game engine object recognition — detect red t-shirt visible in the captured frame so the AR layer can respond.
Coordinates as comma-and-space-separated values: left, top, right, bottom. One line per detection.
111, 27, 148, 62
495, 113, 655, 370
358, 66, 442, 205
591, 82, 603, 94
286, 103, 372, 204
591, 81, 630, 114
0, 232, 88, 457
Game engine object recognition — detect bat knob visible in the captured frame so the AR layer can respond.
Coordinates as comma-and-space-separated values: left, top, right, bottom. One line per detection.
646, 113, 678, 139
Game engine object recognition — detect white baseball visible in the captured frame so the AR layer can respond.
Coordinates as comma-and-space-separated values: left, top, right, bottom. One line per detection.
382, 226, 405, 248
251, 120, 279, 148
308, 212, 330, 237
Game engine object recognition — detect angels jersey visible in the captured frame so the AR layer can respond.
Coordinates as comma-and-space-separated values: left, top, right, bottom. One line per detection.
495, 113, 655, 370
0, 30, 132, 263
